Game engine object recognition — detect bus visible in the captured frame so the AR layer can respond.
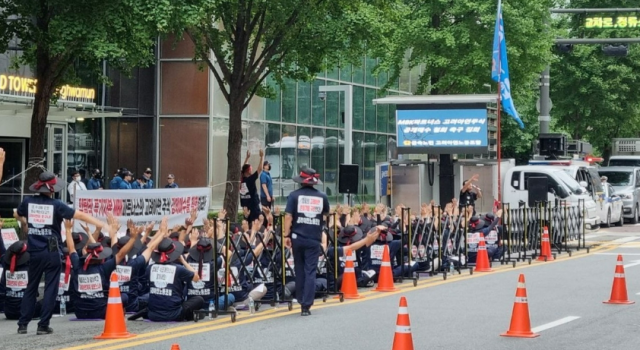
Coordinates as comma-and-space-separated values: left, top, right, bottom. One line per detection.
265, 135, 376, 202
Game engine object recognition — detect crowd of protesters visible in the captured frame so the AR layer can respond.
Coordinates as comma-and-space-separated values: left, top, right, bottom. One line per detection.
0, 146, 503, 334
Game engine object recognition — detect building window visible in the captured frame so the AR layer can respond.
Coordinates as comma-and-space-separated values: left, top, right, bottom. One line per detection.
160, 62, 208, 115
282, 79, 297, 123
159, 118, 209, 187
297, 82, 311, 125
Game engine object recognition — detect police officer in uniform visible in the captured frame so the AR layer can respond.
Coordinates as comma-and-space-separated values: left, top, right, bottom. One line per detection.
14, 171, 105, 335
284, 166, 329, 316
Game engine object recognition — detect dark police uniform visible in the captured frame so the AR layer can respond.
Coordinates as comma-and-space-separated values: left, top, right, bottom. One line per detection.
285, 167, 329, 315
17, 173, 75, 333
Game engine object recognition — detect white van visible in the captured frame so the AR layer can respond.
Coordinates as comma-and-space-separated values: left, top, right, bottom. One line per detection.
503, 165, 599, 229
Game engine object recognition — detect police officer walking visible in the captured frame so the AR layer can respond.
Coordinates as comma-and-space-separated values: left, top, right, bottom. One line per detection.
284, 166, 329, 316
14, 171, 105, 335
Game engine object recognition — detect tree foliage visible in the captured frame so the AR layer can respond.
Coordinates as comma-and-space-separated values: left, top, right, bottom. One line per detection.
0, 0, 169, 185
169, 0, 402, 218
375, 0, 557, 163
550, 0, 640, 160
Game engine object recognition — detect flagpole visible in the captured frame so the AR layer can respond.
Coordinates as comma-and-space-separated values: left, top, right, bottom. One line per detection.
496, 11, 502, 206
497, 83, 502, 205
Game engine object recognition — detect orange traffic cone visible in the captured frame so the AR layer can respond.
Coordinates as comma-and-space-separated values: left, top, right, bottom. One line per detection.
537, 227, 554, 261
335, 249, 364, 299
392, 297, 414, 350
474, 235, 493, 272
170, 344, 181, 350
95, 272, 136, 339
501, 274, 539, 338
375, 245, 399, 292
604, 255, 635, 305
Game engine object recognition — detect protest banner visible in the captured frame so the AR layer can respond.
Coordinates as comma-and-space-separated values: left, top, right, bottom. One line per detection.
73, 188, 210, 232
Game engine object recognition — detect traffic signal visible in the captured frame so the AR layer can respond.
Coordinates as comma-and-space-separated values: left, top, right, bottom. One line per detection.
602, 44, 628, 57
555, 43, 573, 53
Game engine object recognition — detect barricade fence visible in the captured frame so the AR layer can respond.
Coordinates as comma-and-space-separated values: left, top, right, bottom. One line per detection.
202, 201, 586, 321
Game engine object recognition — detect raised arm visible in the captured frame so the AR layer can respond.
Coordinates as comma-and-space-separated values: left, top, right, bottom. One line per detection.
256, 149, 264, 176
73, 210, 105, 231
244, 150, 251, 165
64, 219, 76, 254
141, 217, 169, 262
0, 148, 4, 182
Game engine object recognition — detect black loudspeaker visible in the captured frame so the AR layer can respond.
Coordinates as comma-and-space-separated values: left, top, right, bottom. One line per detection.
527, 176, 548, 207
339, 164, 359, 194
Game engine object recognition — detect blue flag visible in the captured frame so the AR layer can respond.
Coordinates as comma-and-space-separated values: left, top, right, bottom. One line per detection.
491, 0, 524, 129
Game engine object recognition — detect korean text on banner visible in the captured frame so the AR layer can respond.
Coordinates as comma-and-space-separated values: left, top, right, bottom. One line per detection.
73, 188, 210, 231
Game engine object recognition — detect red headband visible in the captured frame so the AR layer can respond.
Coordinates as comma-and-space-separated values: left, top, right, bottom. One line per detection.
10, 244, 28, 274
159, 244, 176, 263
83, 245, 104, 271
64, 255, 71, 285
299, 171, 319, 184
34, 178, 57, 192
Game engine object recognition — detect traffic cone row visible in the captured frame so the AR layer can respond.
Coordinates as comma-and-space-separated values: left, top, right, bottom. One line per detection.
392, 297, 414, 350
604, 255, 635, 305
337, 249, 364, 299
474, 235, 493, 272
500, 274, 539, 338
95, 272, 136, 339
537, 227, 554, 262
376, 245, 399, 292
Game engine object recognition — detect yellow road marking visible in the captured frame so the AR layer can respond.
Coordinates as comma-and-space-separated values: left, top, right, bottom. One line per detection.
58, 244, 613, 350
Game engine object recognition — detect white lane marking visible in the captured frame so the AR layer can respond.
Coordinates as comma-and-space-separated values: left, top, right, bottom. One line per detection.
624, 261, 640, 269
595, 253, 640, 256
531, 316, 580, 333
610, 237, 640, 244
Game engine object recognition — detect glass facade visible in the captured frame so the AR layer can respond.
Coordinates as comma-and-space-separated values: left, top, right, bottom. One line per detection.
203, 57, 411, 207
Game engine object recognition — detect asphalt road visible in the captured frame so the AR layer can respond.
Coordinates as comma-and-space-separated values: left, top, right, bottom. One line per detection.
2, 225, 640, 350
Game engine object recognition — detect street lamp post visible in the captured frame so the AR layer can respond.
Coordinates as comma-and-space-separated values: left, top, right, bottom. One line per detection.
319, 85, 353, 204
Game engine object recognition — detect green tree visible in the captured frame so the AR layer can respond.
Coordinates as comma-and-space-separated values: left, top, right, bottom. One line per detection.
0, 0, 169, 185
171, 0, 402, 218
550, 0, 640, 160
376, 0, 557, 161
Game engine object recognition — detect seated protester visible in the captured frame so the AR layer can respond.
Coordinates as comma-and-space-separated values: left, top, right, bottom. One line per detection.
187, 235, 236, 312
338, 225, 375, 287
249, 231, 279, 302
67, 216, 139, 320
113, 233, 145, 313
136, 223, 157, 300
96, 231, 111, 248
326, 227, 380, 291
483, 213, 504, 261
369, 225, 402, 282
220, 229, 270, 310
142, 235, 204, 322
466, 209, 503, 265
1, 241, 41, 320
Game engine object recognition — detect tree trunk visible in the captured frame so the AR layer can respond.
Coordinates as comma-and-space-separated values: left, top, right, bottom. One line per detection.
25, 69, 55, 191
223, 98, 245, 222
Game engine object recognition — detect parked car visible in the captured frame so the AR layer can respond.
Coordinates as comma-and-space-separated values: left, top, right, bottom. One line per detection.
598, 167, 640, 224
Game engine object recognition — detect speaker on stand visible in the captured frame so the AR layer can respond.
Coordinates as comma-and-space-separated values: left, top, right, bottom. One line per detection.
339, 164, 359, 206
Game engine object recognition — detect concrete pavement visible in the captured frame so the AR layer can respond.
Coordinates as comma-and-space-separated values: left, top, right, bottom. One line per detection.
1, 225, 639, 350
102, 244, 640, 350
